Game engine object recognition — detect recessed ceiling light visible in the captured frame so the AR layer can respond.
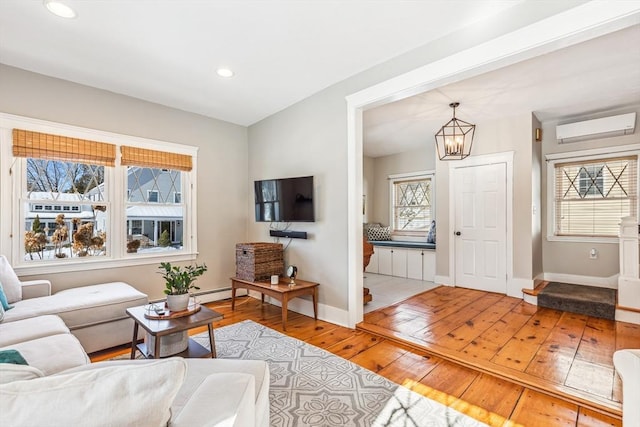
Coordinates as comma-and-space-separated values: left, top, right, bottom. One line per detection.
44, 1, 77, 19
216, 68, 234, 78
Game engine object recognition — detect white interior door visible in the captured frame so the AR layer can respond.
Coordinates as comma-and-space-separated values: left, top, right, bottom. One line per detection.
454, 162, 507, 294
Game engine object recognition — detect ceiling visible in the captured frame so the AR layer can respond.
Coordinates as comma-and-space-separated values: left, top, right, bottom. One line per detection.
0, 2, 638, 159
364, 24, 640, 157
0, 0, 521, 127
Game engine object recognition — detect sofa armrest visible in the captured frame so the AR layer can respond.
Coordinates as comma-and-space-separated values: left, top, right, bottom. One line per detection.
171, 373, 256, 427
20, 280, 52, 299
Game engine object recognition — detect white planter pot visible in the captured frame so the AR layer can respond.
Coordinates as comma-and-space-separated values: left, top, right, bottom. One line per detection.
166, 293, 190, 311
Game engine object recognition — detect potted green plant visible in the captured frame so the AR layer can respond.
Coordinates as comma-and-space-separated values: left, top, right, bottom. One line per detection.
158, 262, 207, 311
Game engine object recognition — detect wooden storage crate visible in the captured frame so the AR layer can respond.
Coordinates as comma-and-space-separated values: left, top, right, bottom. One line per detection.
235, 242, 284, 281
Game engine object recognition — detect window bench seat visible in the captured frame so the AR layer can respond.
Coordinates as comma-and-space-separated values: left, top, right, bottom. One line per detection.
368, 240, 435, 250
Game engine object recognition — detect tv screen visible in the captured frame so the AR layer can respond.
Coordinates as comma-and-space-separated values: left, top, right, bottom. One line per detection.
254, 176, 314, 222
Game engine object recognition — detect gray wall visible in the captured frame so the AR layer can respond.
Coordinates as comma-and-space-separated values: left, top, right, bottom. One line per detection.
532, 114, 544, 281
247, 3, 582, 315
0, 64, 249, 301
540, 104, 640, 279
434, 114, 536, 284
367, 147, 434, 227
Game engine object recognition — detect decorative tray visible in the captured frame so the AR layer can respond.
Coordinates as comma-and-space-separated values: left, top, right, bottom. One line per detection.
144, 303, 201, 320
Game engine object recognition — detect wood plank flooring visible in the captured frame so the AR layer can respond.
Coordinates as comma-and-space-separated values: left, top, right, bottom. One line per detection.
358, 285, 640, 422
90, 292, 629, 426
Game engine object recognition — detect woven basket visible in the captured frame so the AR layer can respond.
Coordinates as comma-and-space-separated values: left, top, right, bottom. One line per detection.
236, 242, 284, 281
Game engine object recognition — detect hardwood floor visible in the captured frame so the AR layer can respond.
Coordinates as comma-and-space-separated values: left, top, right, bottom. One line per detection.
90, 292, 628, 426
359, 286, 640, 423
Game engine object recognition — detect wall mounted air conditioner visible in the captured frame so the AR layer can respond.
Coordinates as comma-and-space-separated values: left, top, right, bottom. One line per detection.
556, 112, 636, 143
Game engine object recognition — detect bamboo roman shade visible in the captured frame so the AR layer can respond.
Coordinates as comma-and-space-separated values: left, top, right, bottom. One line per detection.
121, 146, 192, 171
554, 155, 637, 237
13, 129, 116, 167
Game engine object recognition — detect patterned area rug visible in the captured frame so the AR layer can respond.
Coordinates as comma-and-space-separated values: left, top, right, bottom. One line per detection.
189, 320, 488, 427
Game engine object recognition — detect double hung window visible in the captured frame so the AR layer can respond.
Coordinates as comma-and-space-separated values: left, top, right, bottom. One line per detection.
0, 114, 198, 272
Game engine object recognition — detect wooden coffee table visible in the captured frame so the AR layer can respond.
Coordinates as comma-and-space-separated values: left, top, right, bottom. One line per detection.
126, 304, 223, 359
230, 277, 318, 330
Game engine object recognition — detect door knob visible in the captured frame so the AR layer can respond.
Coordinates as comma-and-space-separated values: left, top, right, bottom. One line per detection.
455, 231, 461, 236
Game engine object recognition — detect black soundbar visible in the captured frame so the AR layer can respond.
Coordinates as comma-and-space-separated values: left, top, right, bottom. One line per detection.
269, 230, 308, 239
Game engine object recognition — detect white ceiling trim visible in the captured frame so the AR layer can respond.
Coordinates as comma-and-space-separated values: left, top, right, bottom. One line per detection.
347, 1, 640, 110
345, 1, 640, 328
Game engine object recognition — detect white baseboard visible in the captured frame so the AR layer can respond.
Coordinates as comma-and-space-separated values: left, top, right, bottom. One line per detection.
247, 290, 350, 328
543, 272, 618, 289
509, 277, 534, 298
616, 308, 640, 325
434, 275, 452, 286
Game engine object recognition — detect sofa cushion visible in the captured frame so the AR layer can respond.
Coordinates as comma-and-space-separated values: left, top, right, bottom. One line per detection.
0, 334, 89, 375
2, 282, 147, 328
0, 358, 186, 427
0, 315, 69, 347
0, 255, 21, 304
0, 364, 44, 385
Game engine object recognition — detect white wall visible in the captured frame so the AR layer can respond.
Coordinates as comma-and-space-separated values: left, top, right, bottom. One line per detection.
0, 64, 249, 301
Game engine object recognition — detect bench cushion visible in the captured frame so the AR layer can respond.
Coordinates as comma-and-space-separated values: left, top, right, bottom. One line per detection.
2, 282, 147, 328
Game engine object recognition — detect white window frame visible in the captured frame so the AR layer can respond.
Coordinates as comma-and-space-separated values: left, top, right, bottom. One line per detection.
546, 144, 639, 244
388, 170, 435, 238
0, 113, 199, 275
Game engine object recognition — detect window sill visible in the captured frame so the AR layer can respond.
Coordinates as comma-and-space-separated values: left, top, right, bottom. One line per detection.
545, 235, 618, 244
13, 252, 198, 276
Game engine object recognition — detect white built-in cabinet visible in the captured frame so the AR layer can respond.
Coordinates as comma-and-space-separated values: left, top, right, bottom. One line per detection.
365, 245, 435, 282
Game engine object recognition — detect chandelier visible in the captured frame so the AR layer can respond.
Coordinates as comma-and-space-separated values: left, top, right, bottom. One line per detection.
434, 102, 475, 160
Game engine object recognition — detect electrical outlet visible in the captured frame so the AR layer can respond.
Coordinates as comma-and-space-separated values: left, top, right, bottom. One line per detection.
589, 248, 598, 259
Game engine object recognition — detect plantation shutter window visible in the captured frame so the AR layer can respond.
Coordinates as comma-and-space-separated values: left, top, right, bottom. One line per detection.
554, 156, 637, 237
121, 146, 192, 171
12, 129, 116, 167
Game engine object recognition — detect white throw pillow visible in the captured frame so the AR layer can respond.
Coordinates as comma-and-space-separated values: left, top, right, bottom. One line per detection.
0, 358, 187, 427
0, 255, 21, 303
0, 364, 44, 384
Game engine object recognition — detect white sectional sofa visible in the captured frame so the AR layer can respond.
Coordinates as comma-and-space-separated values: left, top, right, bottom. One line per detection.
0, 255, 271, 426
0, 255, 148, 353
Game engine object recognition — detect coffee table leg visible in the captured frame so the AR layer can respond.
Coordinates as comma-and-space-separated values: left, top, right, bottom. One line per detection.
130, 322, 139, 359
313, 288, 318, 320
208, 323, 216, 358
282, 295, 288, 331
231, 284, 236, 310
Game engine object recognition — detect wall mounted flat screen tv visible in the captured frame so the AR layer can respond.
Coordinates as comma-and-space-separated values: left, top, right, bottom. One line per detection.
254, 176, 314, 222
